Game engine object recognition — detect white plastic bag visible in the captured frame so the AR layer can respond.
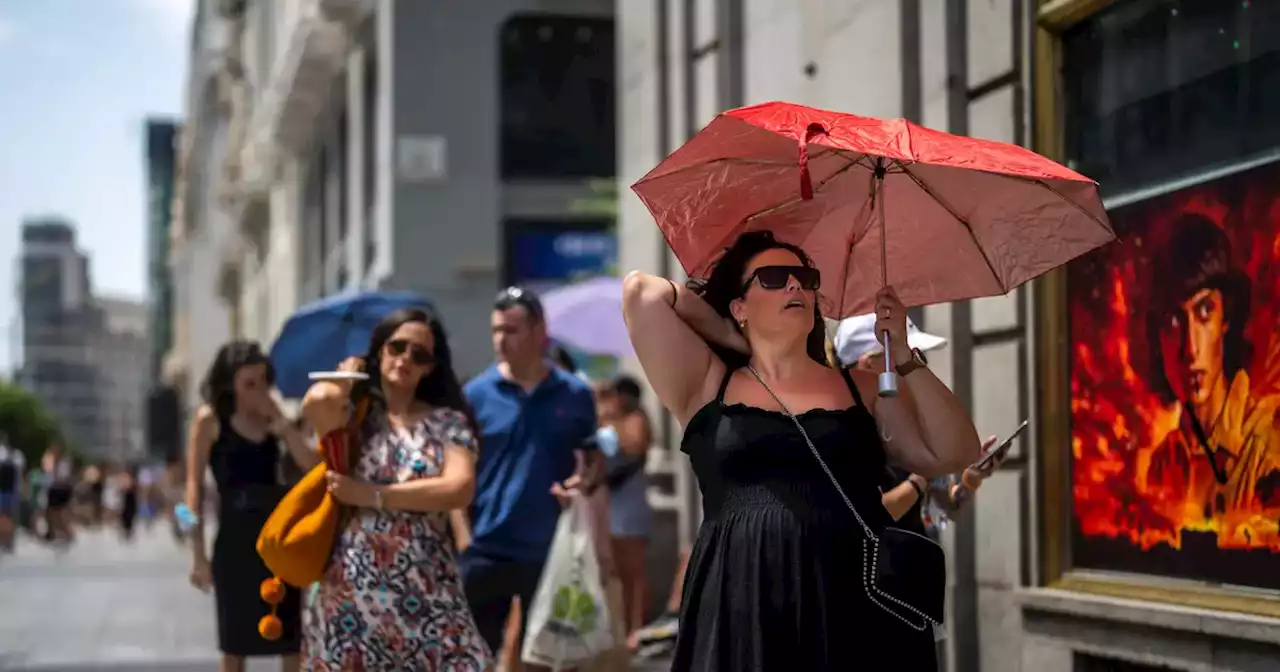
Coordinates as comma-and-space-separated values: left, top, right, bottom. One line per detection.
521, 493, 615, 670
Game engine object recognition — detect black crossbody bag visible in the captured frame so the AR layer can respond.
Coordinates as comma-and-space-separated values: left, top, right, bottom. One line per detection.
746, 366, 946, 631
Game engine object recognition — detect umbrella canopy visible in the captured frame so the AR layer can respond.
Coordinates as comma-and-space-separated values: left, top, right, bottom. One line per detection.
270, 290, 435, 398
632, 101, 1114, 317
542, 276, 633, 358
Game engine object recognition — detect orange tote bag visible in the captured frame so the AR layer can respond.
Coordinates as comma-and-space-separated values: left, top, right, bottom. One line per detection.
256, 398, 368, 588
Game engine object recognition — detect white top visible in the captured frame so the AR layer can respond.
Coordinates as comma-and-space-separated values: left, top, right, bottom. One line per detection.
0, 445, 23, 471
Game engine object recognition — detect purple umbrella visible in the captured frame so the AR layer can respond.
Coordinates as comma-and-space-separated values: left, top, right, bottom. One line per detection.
543, 276, 634, 358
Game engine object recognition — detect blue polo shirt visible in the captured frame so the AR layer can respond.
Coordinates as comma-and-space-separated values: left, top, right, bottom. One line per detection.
463, 365, 597, 564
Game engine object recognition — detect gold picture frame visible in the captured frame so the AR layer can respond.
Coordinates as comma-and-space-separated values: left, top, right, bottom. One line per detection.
1032, 0, 1280, 620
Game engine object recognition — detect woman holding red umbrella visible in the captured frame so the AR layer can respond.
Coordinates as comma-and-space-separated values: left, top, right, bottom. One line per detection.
621, 230, 982, 670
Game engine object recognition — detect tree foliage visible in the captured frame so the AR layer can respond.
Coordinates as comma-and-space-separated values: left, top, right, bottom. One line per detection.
0, 382, 64, 467
568, 178, 619, 220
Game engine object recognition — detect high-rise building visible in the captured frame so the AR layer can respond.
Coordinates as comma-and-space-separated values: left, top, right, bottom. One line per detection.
95, 297, 149, 460
16, 218, 106, 455
145, 118, 184, 460
145, 119, 180, 385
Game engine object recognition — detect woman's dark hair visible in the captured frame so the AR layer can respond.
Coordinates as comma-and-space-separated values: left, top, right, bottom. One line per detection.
356, 307, 480, 439
1144, 214, 1252, 403
689, 230, 828, 367
199, 339, 275, 420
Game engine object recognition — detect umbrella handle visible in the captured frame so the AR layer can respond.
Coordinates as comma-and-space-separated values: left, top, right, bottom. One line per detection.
878, 331, 899, 398
874, 165, 899, 398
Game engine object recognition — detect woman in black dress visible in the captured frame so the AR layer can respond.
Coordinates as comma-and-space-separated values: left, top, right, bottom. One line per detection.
185, 341, 319, 672
621, 231, 982, 670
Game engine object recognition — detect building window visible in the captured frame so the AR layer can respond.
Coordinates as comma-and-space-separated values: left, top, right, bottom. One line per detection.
256, 0, 274, 98
1062, 0, 1280, 593
317, 145, 329, 279
301, 151, 324, 300
499, 14, 616, 179
1075, 654, 1180, 672
322, 107, 345, 295
363, 50, 378, 274
1062, 0, 1280, 199
337, 108, 349, 245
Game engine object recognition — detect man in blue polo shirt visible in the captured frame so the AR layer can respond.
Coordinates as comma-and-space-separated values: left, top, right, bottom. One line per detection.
461, 286, 601, 658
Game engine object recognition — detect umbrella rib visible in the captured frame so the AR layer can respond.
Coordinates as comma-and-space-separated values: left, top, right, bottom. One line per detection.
740, 154, 871, 224
998, 173, 1116, 241
897, 162, 1003, 288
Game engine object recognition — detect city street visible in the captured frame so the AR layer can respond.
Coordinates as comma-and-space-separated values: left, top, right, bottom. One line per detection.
0, 525, 673, 671
0, 525, 277, 672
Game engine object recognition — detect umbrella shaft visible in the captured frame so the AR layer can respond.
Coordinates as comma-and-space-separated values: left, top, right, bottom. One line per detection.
877, 174, 888, 290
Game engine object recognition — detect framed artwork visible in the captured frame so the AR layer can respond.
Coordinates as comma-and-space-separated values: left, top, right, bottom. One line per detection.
1034, 0, 1280, 619
1066, 160, 1280, 589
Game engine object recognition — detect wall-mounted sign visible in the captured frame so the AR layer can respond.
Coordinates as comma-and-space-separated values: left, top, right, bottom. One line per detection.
511, 230, 617, 288
504, 220, 618, 380
396, 134, 447, 183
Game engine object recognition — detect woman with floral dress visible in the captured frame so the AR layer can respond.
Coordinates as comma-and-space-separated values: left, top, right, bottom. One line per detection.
301, 307, 493, 671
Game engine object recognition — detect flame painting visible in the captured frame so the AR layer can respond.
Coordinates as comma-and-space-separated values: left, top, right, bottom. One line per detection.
1069, 161, 1280, 589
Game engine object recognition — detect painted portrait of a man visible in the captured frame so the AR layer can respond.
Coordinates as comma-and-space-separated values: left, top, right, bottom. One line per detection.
1142, 214, 1280, 547
1069, 160, 1280, 588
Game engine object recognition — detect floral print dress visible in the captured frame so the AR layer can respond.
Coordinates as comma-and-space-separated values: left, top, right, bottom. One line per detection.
304, 407, 493, 671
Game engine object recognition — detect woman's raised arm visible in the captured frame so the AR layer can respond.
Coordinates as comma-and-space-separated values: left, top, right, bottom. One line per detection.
622, 271, 742, 426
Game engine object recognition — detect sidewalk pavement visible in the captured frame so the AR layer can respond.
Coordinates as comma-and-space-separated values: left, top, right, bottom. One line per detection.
0, 525, 278, 672
0, 524, 673, 671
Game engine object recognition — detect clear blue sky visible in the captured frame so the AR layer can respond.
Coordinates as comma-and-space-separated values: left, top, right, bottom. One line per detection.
0, 0, 193, 374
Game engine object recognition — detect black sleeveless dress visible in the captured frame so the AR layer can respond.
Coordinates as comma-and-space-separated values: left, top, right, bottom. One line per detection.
209, 418, 301, 657
673, 368, 938, 671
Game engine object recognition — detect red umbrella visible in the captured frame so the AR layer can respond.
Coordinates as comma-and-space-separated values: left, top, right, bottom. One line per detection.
632, 101, 1114, 319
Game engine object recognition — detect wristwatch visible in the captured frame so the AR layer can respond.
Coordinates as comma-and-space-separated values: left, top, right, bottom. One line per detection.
895, 347, 928, 378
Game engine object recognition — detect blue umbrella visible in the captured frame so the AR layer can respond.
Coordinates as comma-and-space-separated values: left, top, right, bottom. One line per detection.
269, 290, 435, 398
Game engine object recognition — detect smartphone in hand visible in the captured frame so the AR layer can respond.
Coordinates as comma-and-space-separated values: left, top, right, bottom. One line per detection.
971, 419, 1028, 473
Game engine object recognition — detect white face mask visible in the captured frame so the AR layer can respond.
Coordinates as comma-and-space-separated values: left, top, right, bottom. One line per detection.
595, 425, 620, 457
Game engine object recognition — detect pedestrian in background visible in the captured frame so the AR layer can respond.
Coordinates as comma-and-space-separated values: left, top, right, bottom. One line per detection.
118, 462, 140, 542
460, 287, 602, 669
185, 340, 318, 672
41, 444, 75, 548
0, 434, 24, 553
83, 464, 105, 526
595, 375, 654, 651
830, 314, 1006, 532
553, 350, 630, 672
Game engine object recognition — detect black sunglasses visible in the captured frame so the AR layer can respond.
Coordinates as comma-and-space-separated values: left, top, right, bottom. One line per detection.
386, 338, 435, 367
742, 265, 821, 293
495, 286, 545, 322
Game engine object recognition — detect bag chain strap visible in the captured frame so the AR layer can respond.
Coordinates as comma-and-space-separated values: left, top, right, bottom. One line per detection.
745, 365, 937, 630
